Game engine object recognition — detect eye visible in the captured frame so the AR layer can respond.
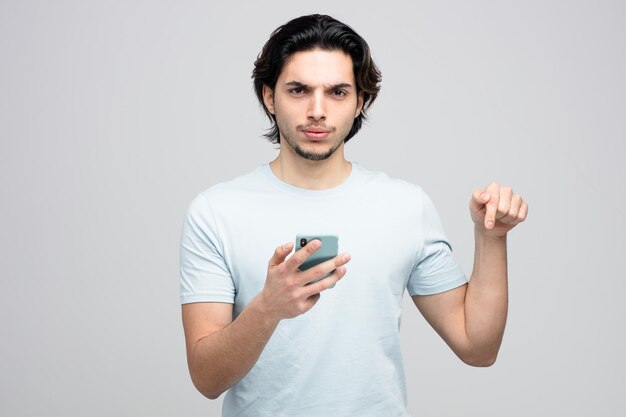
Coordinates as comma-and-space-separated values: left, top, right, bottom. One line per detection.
332, 90, 348, 97
289, 87, 306, 95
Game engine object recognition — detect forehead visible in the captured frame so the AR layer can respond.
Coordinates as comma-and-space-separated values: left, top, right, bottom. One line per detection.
278, 49, 355, 85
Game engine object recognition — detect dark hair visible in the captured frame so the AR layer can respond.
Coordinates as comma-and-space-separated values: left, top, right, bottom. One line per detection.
252, 14, 382, 144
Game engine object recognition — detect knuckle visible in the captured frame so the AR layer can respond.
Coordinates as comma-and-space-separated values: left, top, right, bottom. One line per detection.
309, 283, 323, 294
307, 243, 319, 254
289, 292, 303, 308
521, 203, 529, 214
285, 276, 298, 288
289, 255, 301, 268
281, 264, 294, 276
291, 252, 306, 266
323, 278, 335, 290
311, 265, 327, 278
309, 265, 321, 277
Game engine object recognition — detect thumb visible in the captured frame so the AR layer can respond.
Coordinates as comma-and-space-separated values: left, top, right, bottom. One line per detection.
268, 241, 294, 267
469, 189, 490, 213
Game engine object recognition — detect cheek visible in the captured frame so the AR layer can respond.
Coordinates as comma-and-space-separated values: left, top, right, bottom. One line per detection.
274, 98, 300, 119
273, 104, 296, 132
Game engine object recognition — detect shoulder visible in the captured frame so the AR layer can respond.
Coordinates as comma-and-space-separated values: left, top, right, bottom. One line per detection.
187, 165, 267, 215
202, 166, 266, 198
198, 165, 268, 201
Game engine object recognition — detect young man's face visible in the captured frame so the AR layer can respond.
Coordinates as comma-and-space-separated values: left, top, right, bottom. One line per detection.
263, 49, 364, 161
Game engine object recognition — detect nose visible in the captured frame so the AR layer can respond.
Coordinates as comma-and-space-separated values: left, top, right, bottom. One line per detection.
307, 91, 326, 121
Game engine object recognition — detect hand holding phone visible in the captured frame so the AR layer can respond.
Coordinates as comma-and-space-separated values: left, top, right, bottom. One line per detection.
257, 236, 349, 321
295, 234, 339, 285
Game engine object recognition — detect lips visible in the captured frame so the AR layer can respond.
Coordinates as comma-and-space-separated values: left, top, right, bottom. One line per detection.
302, 127, 331, 140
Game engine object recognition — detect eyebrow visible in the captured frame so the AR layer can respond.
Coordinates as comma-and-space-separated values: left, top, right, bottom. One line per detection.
285, 81, 353, 90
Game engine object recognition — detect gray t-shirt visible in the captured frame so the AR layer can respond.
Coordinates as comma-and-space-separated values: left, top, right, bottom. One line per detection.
180, 161, 467, 417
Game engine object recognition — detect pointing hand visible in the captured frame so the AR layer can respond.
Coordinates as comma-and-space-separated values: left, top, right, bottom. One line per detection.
469, 183, 528, 238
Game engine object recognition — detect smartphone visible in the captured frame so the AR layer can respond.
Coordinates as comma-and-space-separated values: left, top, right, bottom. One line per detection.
295, 234, 339, 286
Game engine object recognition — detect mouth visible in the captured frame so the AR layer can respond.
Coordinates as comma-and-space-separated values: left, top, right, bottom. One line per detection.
302, 127, 331, 140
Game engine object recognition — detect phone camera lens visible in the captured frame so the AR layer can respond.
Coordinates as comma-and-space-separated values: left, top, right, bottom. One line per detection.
300, 238, 307, 247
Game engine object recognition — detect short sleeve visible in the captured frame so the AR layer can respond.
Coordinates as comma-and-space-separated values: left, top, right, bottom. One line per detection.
407, 190, 467, 296
179, 194, 235, 304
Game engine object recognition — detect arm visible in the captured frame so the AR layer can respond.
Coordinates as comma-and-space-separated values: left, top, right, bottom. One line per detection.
182, 299, 277, 399
412, 183, 528, 367
182, 240, 351, 399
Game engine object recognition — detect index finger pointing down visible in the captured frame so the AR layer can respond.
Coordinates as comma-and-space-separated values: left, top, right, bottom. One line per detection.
484, 182, 500, 229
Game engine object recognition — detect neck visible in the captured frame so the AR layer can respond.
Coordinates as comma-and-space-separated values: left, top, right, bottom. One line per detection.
269, 147, 352, 190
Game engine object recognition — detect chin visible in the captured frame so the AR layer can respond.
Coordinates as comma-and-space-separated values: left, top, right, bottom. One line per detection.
294, 145, 338, 161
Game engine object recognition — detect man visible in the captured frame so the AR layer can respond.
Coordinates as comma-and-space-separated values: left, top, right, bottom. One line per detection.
180, 14, 527, 417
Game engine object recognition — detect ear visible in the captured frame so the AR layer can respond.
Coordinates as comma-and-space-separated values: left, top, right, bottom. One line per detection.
262, 84, 275, 115
355, 92, 364, 118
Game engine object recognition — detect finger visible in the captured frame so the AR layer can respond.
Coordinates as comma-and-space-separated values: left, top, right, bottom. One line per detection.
268, 241, 294, 267
517, 201, 529, 222
496, 187, 513, 220
484, 183, 500, 229
469, 189, 489, 213
500, 194, 522, 224
284, 239, 321, 271
302, 292, 321, 312
298, 252, 351, 285
302, 265, 348, 296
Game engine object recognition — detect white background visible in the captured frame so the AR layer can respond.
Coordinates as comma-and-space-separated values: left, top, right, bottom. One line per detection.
1, 1, 624, 415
